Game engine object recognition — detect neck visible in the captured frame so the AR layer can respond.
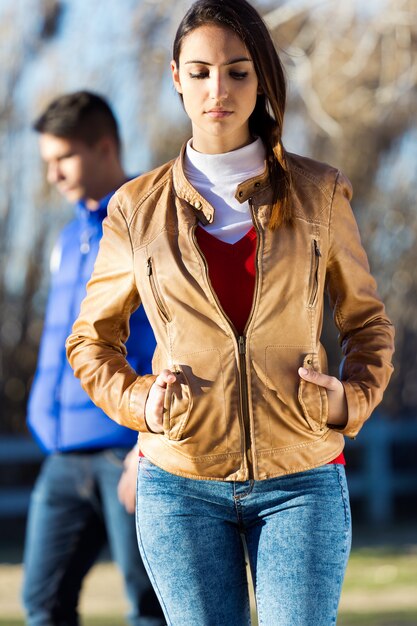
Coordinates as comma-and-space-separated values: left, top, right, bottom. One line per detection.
191, 129, 253, 155
84, 165, 127, 210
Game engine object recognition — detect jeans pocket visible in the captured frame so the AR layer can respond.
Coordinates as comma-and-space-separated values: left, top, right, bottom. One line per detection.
138, 456, 156, 479
298, 353, 328, 432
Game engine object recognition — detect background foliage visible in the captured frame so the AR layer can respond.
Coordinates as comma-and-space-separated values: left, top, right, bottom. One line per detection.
0, 0, 416, 432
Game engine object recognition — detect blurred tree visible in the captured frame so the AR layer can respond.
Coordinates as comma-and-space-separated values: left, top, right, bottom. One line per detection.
0, 1, 58, 434
262, 0, 417, 415
132, 0, 417, 416
0, 0, 416, 433
131, 0, 193, 165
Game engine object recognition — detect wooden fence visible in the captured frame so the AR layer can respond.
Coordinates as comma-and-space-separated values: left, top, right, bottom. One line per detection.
1, 416, 417, 524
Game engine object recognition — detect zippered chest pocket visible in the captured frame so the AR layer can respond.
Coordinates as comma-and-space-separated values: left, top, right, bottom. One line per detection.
308, 239, 321, 308
146, 258, 171, 323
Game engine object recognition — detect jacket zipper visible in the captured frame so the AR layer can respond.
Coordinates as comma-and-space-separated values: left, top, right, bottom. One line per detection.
146, 258, 171, 323
191, 200, 262, 479
191, 224, 250, 477
238, 335, 252, 477
308, 239, 321, 307
241, 200, 263, 478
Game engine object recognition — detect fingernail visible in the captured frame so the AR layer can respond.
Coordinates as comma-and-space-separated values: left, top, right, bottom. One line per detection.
299, 367, 308, 376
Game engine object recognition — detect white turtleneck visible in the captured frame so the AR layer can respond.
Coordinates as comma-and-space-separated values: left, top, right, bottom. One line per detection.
184, 137, 266, 244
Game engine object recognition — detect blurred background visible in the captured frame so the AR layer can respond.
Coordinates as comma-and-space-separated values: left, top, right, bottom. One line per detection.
0, 0, 416, 624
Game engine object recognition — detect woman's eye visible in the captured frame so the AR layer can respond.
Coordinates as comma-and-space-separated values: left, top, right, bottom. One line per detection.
189, 72, 209, 79
230, 71, 248, 80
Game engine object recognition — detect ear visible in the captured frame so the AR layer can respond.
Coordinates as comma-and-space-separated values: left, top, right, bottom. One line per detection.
257, 83, 263, 95
95, 136, 113, 158
171, 60, 183, 94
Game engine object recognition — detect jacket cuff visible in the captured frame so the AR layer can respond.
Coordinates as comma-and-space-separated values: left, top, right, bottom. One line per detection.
129, 375, 157, 432
331, 381, 367, 439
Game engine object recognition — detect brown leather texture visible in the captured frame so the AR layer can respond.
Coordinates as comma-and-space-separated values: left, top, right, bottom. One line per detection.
66, 144, 394, 481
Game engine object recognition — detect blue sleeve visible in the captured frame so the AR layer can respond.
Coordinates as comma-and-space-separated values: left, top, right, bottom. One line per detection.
125, 304, 156, 375
26, 231, 67, 451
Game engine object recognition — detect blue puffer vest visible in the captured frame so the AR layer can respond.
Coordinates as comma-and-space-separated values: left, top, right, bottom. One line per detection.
27, 192, 156, 453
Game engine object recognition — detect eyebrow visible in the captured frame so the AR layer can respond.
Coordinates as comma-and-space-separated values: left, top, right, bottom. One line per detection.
184, 56, 252, 66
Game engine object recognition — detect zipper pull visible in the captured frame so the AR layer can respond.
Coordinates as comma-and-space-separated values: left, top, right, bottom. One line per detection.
238, 336, 246, 355
146, 258, 152, 276
314, 240, 321, 257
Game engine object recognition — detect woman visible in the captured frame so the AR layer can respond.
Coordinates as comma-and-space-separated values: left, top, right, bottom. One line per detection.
67, 1, 394, 624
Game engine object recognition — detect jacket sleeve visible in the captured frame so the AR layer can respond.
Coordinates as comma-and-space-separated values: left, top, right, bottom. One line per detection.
66, 193, 156, 432
326, 171, 395, 438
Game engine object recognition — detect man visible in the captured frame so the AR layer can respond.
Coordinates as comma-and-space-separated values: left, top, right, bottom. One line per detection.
22, 91, 164, 626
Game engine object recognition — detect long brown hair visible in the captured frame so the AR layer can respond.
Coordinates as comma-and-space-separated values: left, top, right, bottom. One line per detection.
173, 0, 293, 228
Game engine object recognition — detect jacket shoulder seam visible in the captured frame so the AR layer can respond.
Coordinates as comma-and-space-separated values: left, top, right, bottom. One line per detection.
329, 170, 347, 334
123, 171, 173, 228
290, 162, 336, 202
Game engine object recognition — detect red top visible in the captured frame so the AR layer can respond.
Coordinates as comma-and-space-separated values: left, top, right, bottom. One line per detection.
195, 225, 345, 466
196, 225, 257, 335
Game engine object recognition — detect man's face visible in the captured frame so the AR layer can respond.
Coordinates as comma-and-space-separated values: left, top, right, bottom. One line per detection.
39, 134, 103, 204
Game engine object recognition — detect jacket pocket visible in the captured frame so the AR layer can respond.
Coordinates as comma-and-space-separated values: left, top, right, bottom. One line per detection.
146, 257, 171, 323
308, 239, 321, 307
298, 353, 328, 431
163, 365, 193, 441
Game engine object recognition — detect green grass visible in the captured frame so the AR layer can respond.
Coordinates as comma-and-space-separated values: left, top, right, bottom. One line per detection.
2, 607, 415, 624
0, 615, 126, 626
337, 546, 417, 626
1, 612, 417, 626
338, 614, 417, 626
2, 546, 416, 626
343, 546, 417, 589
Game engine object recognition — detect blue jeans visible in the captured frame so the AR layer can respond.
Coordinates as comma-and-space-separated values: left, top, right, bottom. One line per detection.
136, 459, 351, 626
22, 450, 165, 626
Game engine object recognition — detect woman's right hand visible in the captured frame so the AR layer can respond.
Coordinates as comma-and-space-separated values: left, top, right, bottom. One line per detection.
145, 369, 177, 433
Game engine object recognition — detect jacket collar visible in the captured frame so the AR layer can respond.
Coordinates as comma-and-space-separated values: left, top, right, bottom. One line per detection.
172, 141, 280, 225
76, 191, 113, 224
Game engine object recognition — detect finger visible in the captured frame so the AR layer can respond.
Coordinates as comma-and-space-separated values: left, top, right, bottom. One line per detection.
155, 369, 177, 388
148, 381, 170, 410
298, 367, 341, 391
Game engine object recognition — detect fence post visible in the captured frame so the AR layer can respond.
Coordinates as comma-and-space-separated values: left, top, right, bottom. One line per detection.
364, 419, 392, 524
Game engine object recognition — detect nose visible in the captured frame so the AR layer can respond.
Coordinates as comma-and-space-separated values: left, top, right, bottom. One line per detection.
47, 162, 63, 186
209, 71, 228, 101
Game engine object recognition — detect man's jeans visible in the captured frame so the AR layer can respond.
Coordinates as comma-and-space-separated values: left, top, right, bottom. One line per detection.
22, 450, 165, 626
136, 459, 351, 626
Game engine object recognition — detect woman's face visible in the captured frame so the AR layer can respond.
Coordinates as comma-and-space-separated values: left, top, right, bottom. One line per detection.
171, 24, 259, 154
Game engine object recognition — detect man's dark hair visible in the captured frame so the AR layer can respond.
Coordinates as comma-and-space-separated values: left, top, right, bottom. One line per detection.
33, 91, 121, 153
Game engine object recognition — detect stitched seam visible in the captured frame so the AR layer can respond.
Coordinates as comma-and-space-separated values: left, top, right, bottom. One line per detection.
122, 171, 173, 227
111, 207, 138, 342
329, 171, 347, 335
170, 347, 229, 452
294, 213, 329, 226
291, 163, 334, 200
135, 478, 171, 623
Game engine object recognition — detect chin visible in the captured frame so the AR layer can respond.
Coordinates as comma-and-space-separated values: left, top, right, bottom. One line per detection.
64, 189, 83, 203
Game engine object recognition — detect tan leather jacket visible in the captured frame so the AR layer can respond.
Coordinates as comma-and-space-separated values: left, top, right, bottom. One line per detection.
66, 143, 394, 481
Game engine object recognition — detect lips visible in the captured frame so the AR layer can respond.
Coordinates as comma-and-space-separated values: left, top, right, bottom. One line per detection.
205, 109, 232, 119
58, 185, 78, 197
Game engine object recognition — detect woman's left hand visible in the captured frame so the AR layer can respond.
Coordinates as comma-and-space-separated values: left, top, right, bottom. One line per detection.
298, 367, 348, 427
117, 446, 139, 514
